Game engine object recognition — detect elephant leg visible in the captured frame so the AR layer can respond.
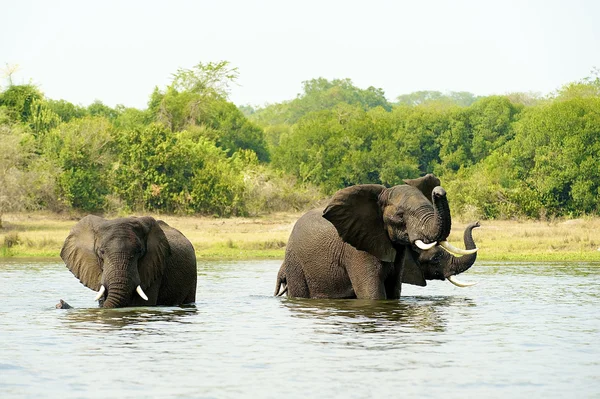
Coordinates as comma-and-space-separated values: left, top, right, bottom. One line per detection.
274, 264, 287, 296
345, 251, 389, 300
384, 265, 403, 299
282, 256, 310, 298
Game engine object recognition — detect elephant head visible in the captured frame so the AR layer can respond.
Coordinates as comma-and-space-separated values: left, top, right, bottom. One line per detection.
60, 215, 170, 308
404, 222, 480, 288
322, 174, 472, 262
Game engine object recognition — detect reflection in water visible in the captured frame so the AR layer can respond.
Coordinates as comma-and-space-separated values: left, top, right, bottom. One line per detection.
1, 260, 599, 398
60, 305, 198, 331
280, 296, 476, 349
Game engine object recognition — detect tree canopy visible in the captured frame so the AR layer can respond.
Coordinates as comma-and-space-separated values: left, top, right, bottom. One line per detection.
1, 64, 599, 219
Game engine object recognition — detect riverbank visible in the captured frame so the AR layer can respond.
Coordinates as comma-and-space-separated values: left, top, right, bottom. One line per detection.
1, 212, 599, 262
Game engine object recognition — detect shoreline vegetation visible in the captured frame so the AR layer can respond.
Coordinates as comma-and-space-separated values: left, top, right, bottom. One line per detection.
1, 212, 599, 263
2, 68, 600, 268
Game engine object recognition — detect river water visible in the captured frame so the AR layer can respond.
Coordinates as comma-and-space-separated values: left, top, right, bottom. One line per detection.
0, 259, 598, 398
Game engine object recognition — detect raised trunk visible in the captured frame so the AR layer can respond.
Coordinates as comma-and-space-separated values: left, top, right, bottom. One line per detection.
419, 186, 452, 243
448, 222, 479, 276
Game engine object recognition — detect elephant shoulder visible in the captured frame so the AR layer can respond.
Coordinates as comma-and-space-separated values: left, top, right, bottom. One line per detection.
155, 220, 195, 260
292, 209, 339, 238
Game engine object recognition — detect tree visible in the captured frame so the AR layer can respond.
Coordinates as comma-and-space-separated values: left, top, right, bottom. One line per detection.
250, 77, 391, 128
171, 61, 239, 99
147, 62, 270, 162
111, 123, 246, 215
46, 99, 86, 122
87, 100, 119, 120
509, 97, 600, 216
44, 116, 114, 211
0, 109, 33, 226
0, 84, 43, 123
396, 91, 478, 107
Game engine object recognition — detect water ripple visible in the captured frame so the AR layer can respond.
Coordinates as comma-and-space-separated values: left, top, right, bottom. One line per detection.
0, 260, 599, 398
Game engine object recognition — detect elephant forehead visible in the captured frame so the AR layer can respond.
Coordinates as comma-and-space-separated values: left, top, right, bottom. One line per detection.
97, 223, 140, 245
387, 185, 427, 202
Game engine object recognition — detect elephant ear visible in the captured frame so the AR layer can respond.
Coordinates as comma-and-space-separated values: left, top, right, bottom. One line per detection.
403, 173, 441, 203
60, 215, 105, 291
135, 216, 171, 287
323, 184, 396, 262
400, 247, 427, 287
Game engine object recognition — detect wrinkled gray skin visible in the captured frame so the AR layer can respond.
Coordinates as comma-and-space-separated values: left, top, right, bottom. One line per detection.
413, 221, 479, 282
275, 221, 480, 298
60, 215, 197, 308
274, 174, 467, 299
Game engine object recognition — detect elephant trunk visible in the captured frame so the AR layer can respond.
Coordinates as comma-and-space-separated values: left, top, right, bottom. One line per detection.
103, 283, 129, 308
447, 222, 480, 277
101, 254, 137, 308
418, 186, 452, 244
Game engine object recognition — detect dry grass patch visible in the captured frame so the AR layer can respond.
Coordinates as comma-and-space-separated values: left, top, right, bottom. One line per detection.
452, 217, 600, 261
0, 211, 299, 259
1, 212, 599, 261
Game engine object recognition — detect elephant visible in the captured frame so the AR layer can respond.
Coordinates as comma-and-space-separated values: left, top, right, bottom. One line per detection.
60, 215, 197, 308
410, 221, 480, 287
273, 174, 477, 299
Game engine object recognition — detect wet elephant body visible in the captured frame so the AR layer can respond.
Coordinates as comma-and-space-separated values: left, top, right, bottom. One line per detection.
61, 216, 197, 308
275, 174, 478, 299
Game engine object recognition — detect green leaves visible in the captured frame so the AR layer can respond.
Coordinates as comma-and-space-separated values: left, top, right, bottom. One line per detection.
171, 61, 239, 99
111, 124, 246, 216
44, 116, 113, 211
2, 66, 600, 219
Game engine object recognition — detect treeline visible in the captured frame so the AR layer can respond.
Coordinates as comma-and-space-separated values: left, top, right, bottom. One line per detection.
0, 62, 320, 222
246, 72, 600, 219
1, 63, 599, 221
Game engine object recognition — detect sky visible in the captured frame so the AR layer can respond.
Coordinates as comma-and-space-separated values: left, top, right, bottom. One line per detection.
1, 0, 599, 109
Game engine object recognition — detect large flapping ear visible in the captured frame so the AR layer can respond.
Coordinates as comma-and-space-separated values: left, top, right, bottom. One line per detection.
323, 184, 396, 262
135, 216, 171, 287
60, 215, 105, 291
400, 247, 427, 287
403, 173, 441, 203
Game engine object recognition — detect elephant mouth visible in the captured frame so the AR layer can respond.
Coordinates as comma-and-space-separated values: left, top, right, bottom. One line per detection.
94, 285, 149, 304
414, 239, 478, 256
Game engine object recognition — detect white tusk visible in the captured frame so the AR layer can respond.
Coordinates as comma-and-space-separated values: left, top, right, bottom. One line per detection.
136, 285, 149, 301
94, 285, 106, 301
448, 275, 478, 287
440, 240, 478, 256
415, 240, 437, 250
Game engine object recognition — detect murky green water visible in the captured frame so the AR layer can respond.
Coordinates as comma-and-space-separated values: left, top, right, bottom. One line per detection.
0, 259, 598, 398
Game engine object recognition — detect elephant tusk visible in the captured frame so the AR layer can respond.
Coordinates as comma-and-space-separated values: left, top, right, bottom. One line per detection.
415, 240, 437, 250
439, 240, 478, 256
94, 285, 106, 301
136, 285, 149, 301
447, 275, 478, 287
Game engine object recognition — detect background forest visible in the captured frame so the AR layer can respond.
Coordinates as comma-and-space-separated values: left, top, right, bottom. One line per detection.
1, 62, 599, 223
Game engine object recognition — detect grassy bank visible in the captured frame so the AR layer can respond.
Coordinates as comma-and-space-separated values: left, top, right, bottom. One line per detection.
1, 212, 599, 262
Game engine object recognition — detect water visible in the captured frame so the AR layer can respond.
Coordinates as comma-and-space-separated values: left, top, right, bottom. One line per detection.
0, 259, 599, 398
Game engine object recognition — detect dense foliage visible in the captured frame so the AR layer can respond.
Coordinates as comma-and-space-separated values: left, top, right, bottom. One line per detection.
250, 71, 600, 219
1, 64, 598, 220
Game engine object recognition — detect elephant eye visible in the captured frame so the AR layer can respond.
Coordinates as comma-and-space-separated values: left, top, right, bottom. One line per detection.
99, 248, 105, 256
391, 212, 404, 224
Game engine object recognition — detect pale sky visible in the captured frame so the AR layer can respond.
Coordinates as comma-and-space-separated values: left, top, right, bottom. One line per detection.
1, 0, 599, 109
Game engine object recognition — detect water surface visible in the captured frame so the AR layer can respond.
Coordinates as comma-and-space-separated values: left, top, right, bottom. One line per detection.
0, 259, 598, 398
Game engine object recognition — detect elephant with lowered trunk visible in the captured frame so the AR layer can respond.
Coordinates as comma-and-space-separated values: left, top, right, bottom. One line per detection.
60, 215, 197, 308
274, 174, 478, 299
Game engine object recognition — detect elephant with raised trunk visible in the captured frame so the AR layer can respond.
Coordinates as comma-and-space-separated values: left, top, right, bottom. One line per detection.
408, 221, 480, 287
274, 174, 477, 299
61, 215, 197, 308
